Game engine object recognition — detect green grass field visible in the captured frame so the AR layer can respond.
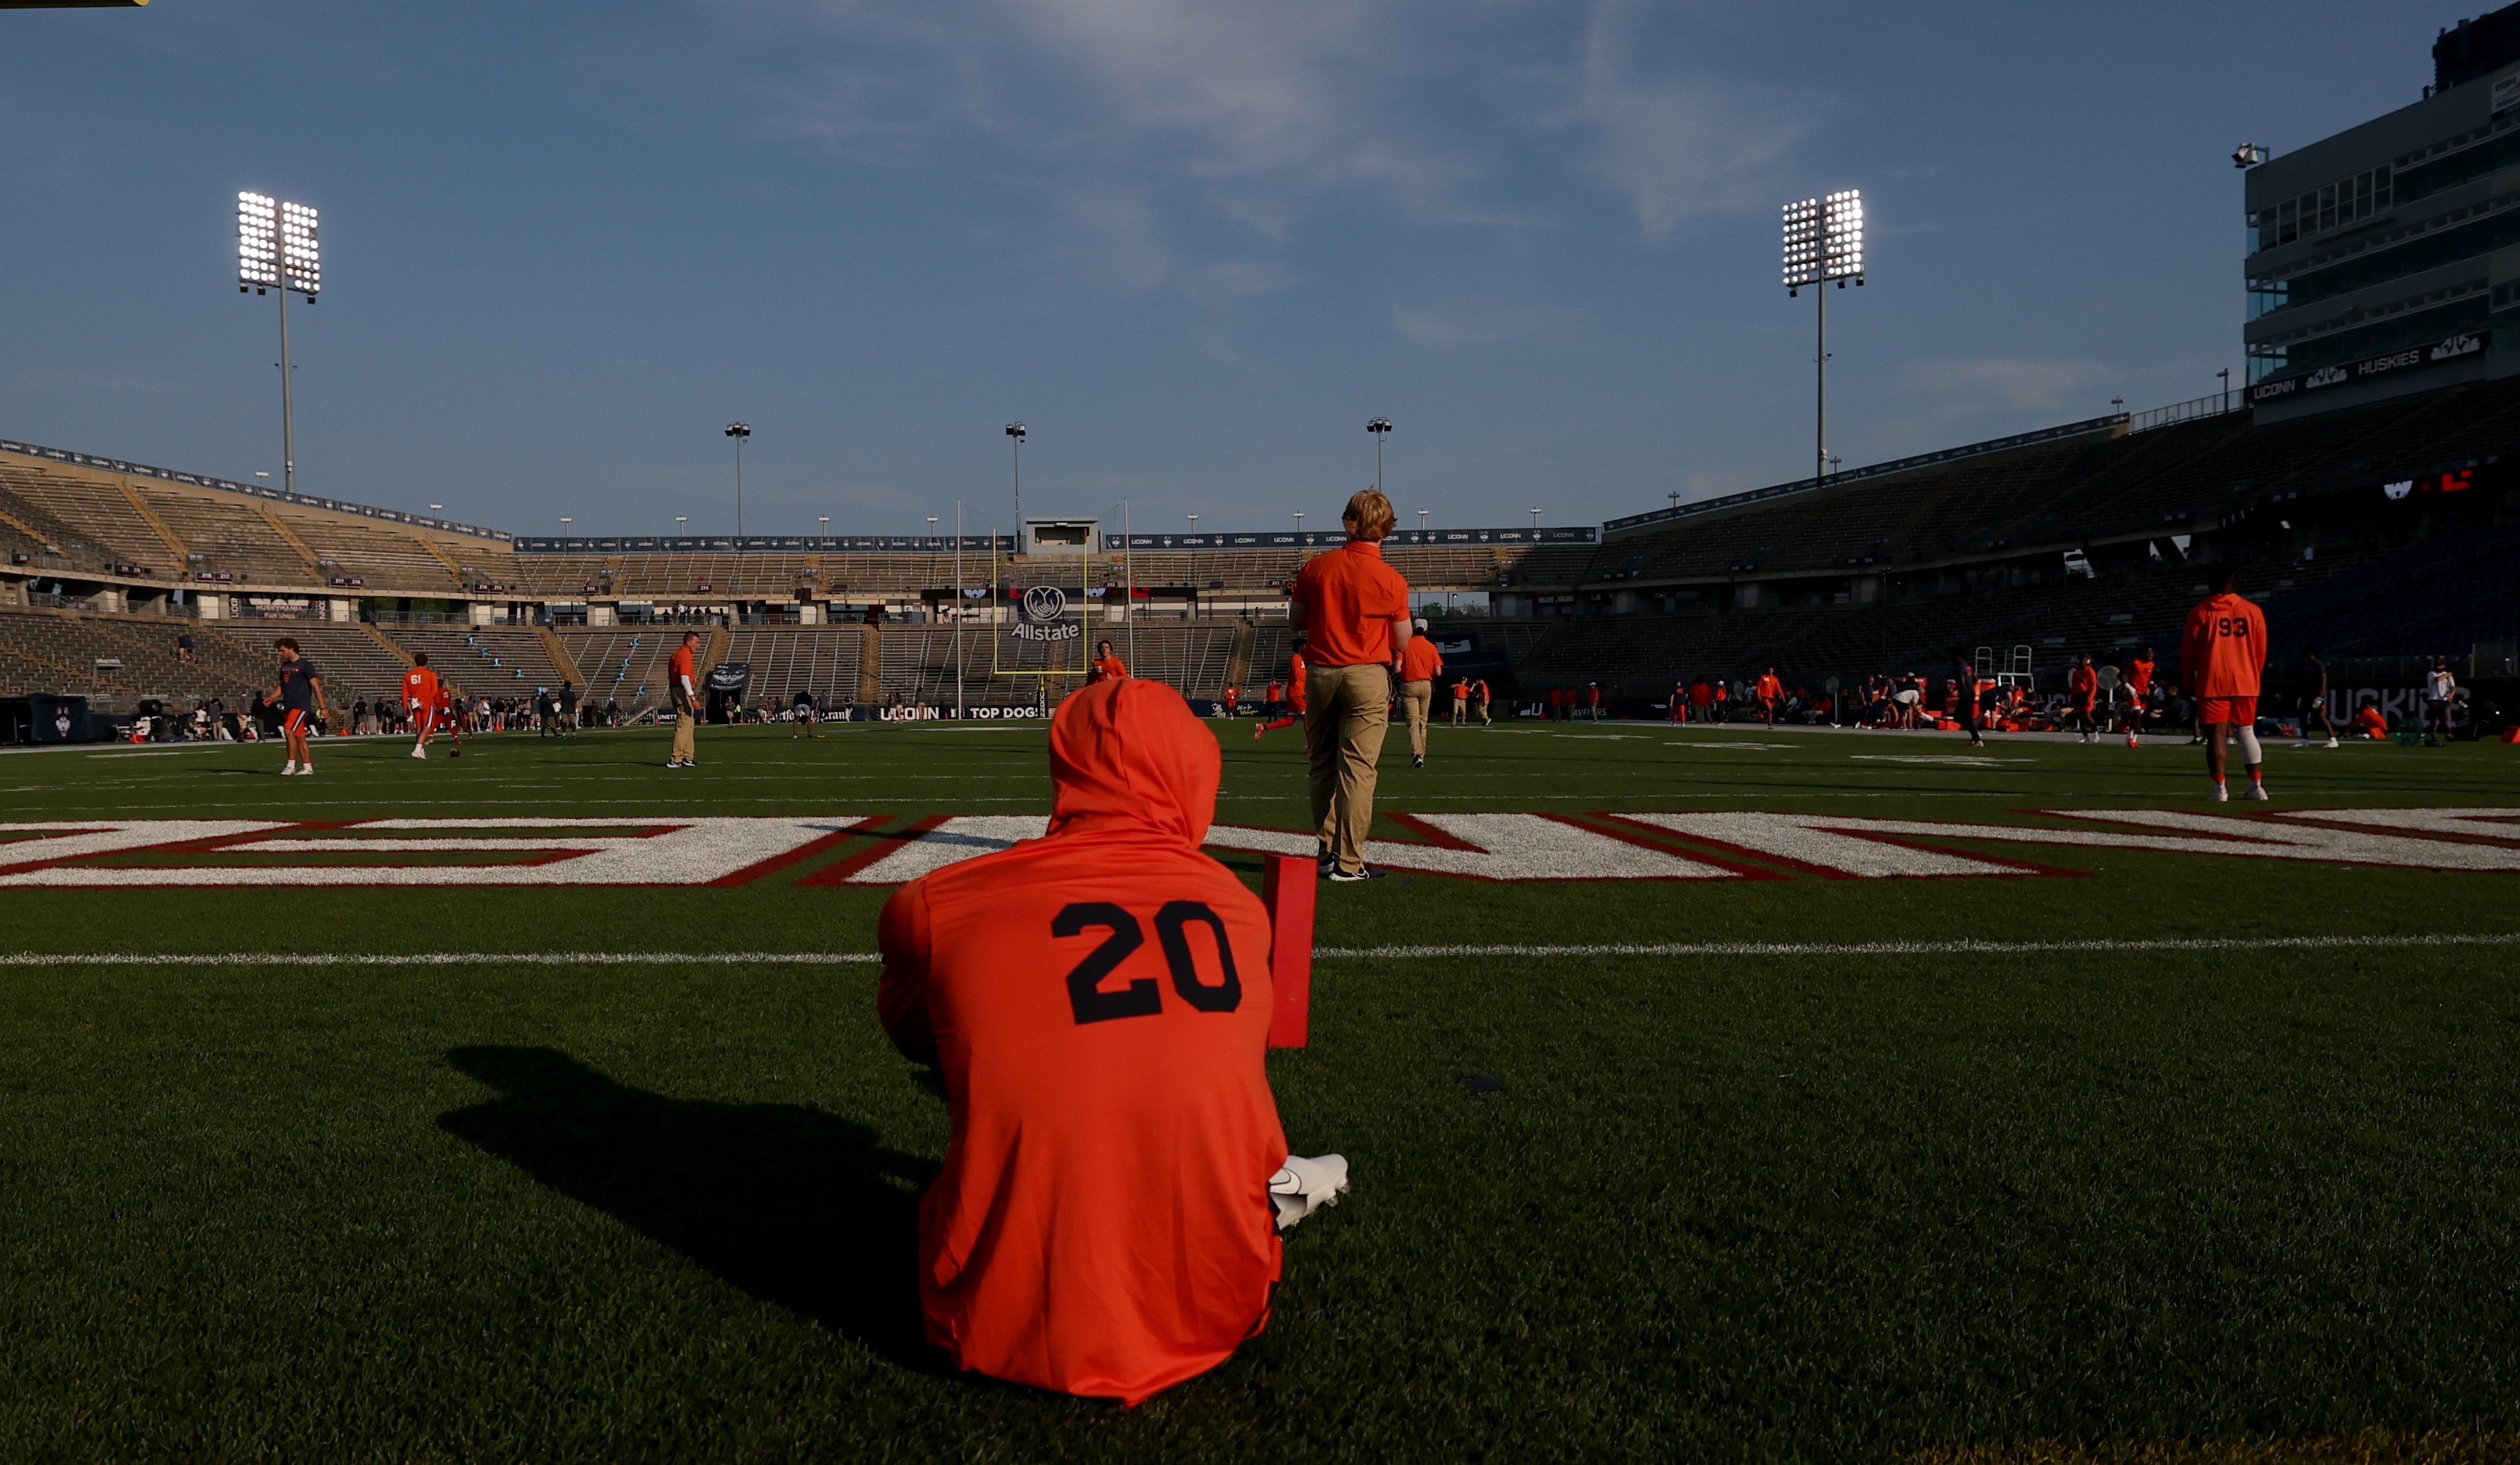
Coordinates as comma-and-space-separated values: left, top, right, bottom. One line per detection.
3, 719, 2517, 1462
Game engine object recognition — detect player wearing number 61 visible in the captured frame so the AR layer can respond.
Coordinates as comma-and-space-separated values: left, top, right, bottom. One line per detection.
875, 676, 1345, 1405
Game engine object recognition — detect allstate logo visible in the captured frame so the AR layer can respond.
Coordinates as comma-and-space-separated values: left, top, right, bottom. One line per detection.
1022, 585, 1068, 622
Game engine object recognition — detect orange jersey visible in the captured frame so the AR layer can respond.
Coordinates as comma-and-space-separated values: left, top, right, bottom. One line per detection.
878, 679, 1284, 1405
1090, 655, 1127, 683
1287, 652, 1309, 708
1399, 635, 1443, 682
1289, 541, 1408, 668
2124, 657, 2156, 697
2180, 592, 2266, 697
403, 666, 440, 706
2069, 667, 2099, 703
668, 645, 698, 695
1755, 675, 1781, 702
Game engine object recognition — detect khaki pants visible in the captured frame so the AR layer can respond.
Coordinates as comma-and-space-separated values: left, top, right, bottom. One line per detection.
671, 691, 698, 763
1304, 662, 1390, 875
1402, 679, 1433, 758
1449, 695, 1465, 725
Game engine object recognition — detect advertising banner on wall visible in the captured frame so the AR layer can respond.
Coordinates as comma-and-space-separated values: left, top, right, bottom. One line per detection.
2249, 331, 2489, 406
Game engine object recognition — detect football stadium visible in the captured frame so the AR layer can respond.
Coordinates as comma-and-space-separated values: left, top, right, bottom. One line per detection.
6, 3, 2520, 1462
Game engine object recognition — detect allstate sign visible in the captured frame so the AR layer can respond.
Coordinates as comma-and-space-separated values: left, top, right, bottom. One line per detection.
1014, 584, 1080, 642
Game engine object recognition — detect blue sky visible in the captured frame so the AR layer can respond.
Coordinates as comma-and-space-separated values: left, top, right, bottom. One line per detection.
0, 1, 2433, 538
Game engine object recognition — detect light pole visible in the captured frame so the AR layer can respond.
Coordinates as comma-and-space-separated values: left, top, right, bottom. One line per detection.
674, 516, 688, 541
1417, 508, 1429, 539
560, 518, 572, 539
819, 515, 830, 539
1186, 514, 1198, 539
237, 193, 320, 498
1782, 189, 1864, 489
2217, 368, 2231, 411
724, 423, 751, 536
428, 502, 443, 517
1530, 507, 1540, 534
1293, 510, 1304, 543
1005, 423, 1026, 536
1367, 416, 1393, 493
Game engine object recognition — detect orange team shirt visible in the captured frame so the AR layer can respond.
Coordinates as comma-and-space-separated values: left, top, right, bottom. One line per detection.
1287, 652, 1309, 706
1472, 679, 1489, 701
1755, 674, 1781, 702
2125, 657, 2156, 697
1399, 636, 1444, 683
1091, 655, 1127, 682
402, 666, 440, 707
2180, 592, 2267, 697
877, 679, 1285, 1405
668, 645, 697, 695
2070, 666, 2098, 702
1290, 541, 1409, 668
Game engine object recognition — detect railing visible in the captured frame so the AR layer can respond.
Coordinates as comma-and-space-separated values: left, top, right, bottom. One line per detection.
2128, 392, 2248, 433
1605, 414, 2130, 534
0, 437, 511, 543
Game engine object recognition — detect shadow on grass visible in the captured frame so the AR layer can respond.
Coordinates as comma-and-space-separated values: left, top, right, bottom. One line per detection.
438, 1045, 948, 1373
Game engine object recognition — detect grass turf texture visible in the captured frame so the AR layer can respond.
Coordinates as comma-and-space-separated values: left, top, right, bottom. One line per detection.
2, 722, 2517, 1460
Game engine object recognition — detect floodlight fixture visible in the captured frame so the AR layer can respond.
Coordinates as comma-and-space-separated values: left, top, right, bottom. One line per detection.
236, 192, 319, 499
1417, 509, 1429, 535
237, 192, 277, 292
2232, 142, 2268, 169
1782, 187, 1866, 491
1366, 415, 1393, 493
1781, 189, 1862, 294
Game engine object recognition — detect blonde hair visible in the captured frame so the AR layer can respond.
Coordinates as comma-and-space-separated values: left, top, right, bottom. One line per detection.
1343, 489, 1396, 542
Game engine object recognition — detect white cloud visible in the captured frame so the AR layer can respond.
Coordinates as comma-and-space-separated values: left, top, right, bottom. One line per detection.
1899, 357, 2121, 414
1393, 299, 1578, 348
733, 0, 1815, 288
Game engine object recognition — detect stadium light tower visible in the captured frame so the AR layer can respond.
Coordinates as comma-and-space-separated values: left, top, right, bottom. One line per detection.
237, 192, 319, 498
1367, 417, 1393, 493
724, 423, 751, 536
1005, 423, 1027, 534
1782, 188, 1864, 489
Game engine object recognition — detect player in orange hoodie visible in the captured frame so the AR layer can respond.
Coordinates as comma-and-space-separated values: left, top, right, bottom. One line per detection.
1253, 636, 1309, 740
877, 677, 1346, 1405
403, 654, 442, 759
2180, 566, 2270, 801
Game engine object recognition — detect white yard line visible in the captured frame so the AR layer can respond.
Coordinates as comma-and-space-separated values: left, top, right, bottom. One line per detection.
3, 932, 2514, 967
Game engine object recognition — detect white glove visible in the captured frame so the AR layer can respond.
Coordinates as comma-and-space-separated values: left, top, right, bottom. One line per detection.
1269, 1153, 1350, 1233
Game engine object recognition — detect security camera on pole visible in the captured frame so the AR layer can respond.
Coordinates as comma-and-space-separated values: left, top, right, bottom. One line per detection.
1781, 189, 1865, 489
1005, 423, 1027, 546
724, 422, 751, 536
237, 193, 321, 497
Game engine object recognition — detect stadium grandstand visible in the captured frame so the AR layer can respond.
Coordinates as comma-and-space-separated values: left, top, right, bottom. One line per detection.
3, 370, 2515, 729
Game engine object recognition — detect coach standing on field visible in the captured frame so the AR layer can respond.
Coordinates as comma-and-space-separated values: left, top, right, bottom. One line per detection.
1291, 489, 1411, 883
667, 629, 701, 768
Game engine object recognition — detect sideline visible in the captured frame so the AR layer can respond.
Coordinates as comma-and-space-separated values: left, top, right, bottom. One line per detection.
5, 932, 2516, 966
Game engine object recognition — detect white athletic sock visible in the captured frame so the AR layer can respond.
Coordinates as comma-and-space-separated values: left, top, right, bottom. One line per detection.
2234, 727, 2263, 765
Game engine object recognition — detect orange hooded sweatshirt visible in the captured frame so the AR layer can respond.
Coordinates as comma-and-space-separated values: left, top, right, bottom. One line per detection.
876, 677, 1286, 1405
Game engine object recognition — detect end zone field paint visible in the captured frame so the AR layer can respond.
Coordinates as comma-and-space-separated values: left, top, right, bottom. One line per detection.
0, 808, 2510, 886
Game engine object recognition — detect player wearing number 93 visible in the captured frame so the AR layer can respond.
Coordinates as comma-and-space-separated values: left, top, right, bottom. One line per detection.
876, 675, 1345, 1405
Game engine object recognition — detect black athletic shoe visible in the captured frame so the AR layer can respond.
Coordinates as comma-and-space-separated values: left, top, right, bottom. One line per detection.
1325, 865, 1386, 883
1411, 754, 1424, 768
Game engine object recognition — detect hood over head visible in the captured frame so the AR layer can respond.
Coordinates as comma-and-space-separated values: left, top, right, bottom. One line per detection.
1046, 678, 1220, 848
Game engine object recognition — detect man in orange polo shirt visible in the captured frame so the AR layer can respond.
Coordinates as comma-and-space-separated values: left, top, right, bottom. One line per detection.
1089, 639, 1127, 684
667, 629, 701, 768
1290, 490, 1411, 881
2181, 566, 2269, 801
1397, 617, 1443, 768
1754, 666, 1783, 729
876, 678, 1347, 1405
